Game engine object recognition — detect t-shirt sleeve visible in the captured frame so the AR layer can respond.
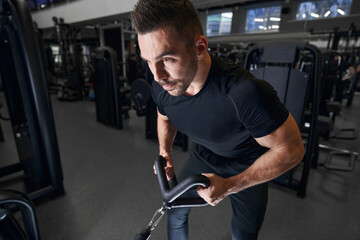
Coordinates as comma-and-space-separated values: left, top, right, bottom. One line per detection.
151, 80, 166, 115
230, 77, 289, 138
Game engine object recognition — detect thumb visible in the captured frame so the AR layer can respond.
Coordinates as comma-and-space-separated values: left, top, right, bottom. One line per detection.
197, 173, 212, 192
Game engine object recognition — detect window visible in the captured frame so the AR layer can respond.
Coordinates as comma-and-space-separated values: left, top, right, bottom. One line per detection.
207, 11, 233, 37
246, 6, 282, 33
50, 45, 61, 64
296, 0, 352, 20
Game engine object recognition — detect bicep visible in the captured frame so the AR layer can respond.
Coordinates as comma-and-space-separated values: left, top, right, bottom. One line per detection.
157, 108, 176, 131
157, 108, 169, 121
255, 113, 303, 153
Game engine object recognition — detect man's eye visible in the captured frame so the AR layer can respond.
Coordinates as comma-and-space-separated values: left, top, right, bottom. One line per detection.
163, 58, 173, 63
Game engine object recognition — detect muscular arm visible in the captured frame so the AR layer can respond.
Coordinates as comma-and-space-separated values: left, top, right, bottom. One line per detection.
156, 108, 177, 179
197, 113, 304, 206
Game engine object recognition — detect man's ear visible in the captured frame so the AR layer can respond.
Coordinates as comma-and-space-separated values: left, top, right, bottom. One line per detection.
195, 35, 208, 60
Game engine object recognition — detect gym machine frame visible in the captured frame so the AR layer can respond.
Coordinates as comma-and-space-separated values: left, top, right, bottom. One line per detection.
99, 23, 127, 78
0, 0, 64, 202
244, 40, 321, 197
0, 189, 41, 240
312, 50, 358, 172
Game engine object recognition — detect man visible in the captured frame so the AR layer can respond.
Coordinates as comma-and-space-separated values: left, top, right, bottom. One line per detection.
131, 1, 304, 239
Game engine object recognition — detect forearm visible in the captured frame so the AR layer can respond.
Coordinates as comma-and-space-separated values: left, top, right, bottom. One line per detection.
228, 143, 304, 194
227, 114, 304, 194
156, 109, 177, 180
157, 110, 177, 157
197, 114, 304, 206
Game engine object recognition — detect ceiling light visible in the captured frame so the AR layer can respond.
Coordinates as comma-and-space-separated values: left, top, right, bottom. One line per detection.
221, 12, 233, 18
337, 9, 345, 15
254, 18, 264, 22
310, 13, 320, 18
324, 10, 331, 17
269, 17, 281, 21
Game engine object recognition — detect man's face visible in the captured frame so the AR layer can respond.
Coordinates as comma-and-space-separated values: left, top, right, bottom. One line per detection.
138, 27, 198, 96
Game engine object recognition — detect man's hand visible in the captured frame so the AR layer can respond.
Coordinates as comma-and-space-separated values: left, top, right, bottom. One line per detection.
153, 155, 175, 181
196, 173, 234, 206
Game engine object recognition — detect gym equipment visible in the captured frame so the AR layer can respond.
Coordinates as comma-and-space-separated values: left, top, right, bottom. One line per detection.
343, 53, 360, 107
317, 51, 357, 140
131, 78, 151, 117
99, 24, 127, 78
0, 122, 3, 142
0, 100, 7, 141
0, 102, 10, 121
0, 189, 41, 240
324, 25, 360, 107
317, 51, 342, 140
93, 47, 125, 129
133, 156, 210, 240
0, 0, 64, 201
319, 144, 358, 172
310, 50, 358, 172
0, 85, 3, 139
0, 102, 7, 142
244, 40, 321, 197
52, 16, 84, 101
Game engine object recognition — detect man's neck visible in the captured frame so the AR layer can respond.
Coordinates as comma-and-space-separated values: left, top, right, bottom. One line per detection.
185, 52, 212, 96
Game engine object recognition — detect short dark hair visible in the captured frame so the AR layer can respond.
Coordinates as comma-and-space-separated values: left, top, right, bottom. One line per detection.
131, 0, 203, 46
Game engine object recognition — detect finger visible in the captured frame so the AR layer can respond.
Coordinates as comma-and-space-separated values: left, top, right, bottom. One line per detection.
165, 169, 174, 180
201, 173, 213, 178
196, 186, 207, 199
197, 187, 217, 206
165, 161, 173, 168
210, 200, 219, 206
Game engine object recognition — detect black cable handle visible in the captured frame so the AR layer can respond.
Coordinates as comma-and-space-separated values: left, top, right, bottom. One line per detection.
154, 155, 210, 208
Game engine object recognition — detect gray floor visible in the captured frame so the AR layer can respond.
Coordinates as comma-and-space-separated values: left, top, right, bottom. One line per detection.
1, 92, 360, 240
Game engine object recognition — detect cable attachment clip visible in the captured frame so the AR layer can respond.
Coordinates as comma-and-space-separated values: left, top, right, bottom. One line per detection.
147, 206, 166, 232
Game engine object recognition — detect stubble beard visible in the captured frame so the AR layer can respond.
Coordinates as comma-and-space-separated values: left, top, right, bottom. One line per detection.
167, 54, 198, 96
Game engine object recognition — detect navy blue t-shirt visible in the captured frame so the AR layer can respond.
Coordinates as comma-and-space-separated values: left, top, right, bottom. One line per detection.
151, 56, 289, 162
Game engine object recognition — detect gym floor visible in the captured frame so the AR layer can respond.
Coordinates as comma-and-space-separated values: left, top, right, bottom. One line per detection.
0, 92, 359, 240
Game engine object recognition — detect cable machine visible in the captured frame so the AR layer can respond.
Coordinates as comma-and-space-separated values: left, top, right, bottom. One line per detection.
0, 0, 64, 202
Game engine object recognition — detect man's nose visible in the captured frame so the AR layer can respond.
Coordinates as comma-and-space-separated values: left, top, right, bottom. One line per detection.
153, 63, 168, 82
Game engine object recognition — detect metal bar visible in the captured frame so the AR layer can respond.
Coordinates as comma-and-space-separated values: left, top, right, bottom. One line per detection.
318, 144, 359, 156
0, 163, 23, 178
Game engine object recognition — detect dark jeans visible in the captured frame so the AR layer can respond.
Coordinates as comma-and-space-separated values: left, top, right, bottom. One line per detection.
168, 144, 268, 240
